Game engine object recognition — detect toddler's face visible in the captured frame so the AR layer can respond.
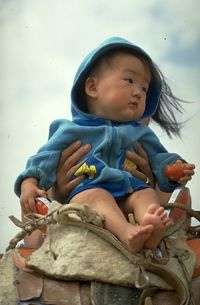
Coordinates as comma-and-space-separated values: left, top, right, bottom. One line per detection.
87, 53, 151, 122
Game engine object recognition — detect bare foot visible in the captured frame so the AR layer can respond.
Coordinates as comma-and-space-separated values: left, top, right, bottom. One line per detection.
142, 204, 171, 250
122, 223, 154, 254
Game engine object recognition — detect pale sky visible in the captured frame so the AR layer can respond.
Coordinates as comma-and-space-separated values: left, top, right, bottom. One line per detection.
0, 0, 200, 252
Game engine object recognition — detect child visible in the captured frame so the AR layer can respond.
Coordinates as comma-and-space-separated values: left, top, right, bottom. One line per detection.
15, 37, 195, 253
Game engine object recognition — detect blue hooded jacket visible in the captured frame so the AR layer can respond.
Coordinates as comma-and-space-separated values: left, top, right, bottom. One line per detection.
14, 37, 182, 201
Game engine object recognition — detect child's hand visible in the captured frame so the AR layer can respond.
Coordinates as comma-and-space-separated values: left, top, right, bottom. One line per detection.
20, 178, 47, 215
165, 160, 195, 184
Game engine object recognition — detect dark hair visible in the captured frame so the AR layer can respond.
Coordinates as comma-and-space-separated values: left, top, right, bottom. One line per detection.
152, 64, 185, 138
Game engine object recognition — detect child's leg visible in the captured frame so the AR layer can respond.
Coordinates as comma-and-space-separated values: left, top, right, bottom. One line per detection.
121, 188, 171, 250
70, 188, 153, 253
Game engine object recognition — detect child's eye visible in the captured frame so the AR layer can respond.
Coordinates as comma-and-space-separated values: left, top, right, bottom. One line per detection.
142, 86, 148, 93
124, 78, 133, 84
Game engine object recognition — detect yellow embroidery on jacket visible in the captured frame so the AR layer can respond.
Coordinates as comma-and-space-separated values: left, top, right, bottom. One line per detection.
123, 158, 137, 171
75, 162, 97, 179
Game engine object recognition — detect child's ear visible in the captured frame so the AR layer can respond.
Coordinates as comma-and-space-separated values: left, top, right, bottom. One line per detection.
85, 77, 98, 98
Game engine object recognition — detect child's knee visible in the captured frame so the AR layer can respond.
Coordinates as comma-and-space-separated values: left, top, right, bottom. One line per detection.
70, 188, 110, 204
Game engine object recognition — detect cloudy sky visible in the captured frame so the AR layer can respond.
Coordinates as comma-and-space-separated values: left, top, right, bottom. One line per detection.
0, 0, 200, 252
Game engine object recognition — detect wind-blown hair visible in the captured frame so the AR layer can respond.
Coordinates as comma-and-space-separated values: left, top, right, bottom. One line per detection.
152, 65, 185, 138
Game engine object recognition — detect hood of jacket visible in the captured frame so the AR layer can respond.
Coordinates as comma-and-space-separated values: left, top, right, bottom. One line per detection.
71, 37, 162, 123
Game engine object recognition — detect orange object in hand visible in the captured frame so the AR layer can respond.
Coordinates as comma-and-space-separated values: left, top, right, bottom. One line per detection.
35, 197, 50, 215
165, 162, 186, 181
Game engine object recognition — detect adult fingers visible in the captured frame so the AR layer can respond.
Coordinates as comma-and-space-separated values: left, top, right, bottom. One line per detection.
54, 175, 85, 203
124, 167, 150, 184
134, 141, 149, 162
126, 149, 154, 186
65, 176, 85, 195
134, 142, 154, 186
126, 146, 150, 172
58, 143, 91, 174
64, 162, 84, 182
57, 141, 82, 169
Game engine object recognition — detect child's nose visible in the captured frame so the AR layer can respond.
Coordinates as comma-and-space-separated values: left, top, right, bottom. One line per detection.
132, 84, 142, 97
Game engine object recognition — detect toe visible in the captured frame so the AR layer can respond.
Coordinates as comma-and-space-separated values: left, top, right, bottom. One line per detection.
160, 210, 168, 220
147, 203, 159, 214
154, 206, 165, 216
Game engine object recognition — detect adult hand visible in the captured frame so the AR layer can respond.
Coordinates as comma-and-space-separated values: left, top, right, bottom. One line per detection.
53, 140, 154, 203
124, 141, 155, 187
52, 141, 91, 203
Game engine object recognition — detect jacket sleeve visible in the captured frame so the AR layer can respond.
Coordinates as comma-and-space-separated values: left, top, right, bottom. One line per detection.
139, 126, 185, 192
14, 119, 76, 196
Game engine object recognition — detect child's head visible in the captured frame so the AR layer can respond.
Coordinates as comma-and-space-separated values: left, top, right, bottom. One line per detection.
71, 37, 161, 122
84, 49, 151, 122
